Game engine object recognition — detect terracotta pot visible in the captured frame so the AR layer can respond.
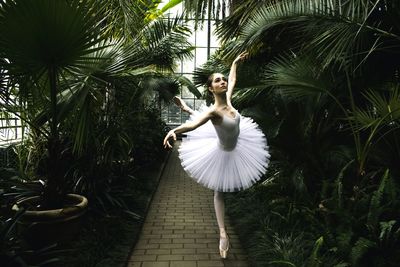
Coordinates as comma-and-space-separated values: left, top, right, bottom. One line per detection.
12, 193, 88, 248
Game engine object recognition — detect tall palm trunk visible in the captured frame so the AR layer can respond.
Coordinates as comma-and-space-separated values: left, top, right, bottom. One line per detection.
42, 67, 64, 209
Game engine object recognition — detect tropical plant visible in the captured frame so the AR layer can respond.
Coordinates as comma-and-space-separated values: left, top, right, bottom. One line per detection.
60, 5, 193, 214
158, 0, 232, 24
195, 0, 400, 265
0, 205, 60, 266
0, 0, 112, 208
0, 0, 193, 210
0, 209, 30, 266
202, 0, 400, 186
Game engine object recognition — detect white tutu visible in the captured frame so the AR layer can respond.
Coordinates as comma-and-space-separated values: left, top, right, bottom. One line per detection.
178, 105, 270, 192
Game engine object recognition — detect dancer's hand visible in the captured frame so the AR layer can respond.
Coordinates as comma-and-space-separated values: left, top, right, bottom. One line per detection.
173, 96, 194, 114
233, 51, 248, 64
163, 130, 176, 149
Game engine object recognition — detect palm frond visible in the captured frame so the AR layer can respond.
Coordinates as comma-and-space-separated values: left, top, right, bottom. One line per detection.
350, 107, 379, 131
232, 85, 271, 107
364, 86, 400, 119
216, 1, 271, 43
349, 85, 400, 132
175, 75, 202, 98
135, 14, 194, 71
95, 0, 156, 38
263, 53, 331, 100
70, 87, 92, 154
225, 0, 400, 72
140, 76, 180, 103
160, 0, 183, 13
0, 0, 106, 78
367, 169, 389, 227
182, 0, 231, 26
350, 237, 376, 265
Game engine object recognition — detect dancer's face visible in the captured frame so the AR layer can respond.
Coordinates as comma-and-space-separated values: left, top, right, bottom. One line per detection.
209, 73, 227, 95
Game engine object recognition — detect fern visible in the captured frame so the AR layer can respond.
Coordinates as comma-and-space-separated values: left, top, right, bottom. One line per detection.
334, 160, 354, 209
333, 263, 351, 267
385, 174, 398, 205
367, 169, 389, 227
350, 237, 376, 265
379, 220, 397, 242
307, 236, 324, 267
335, 231, 353, 255
267, 261, 296, 267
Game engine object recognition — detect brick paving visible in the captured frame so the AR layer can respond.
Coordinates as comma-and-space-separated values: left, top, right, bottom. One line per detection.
126, 143, 249, 267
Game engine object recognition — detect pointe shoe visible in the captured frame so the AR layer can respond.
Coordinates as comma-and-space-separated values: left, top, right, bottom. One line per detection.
219, 233, 230, 259
173, 96, 190, 113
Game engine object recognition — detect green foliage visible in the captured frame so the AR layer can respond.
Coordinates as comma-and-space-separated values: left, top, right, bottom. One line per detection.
130, 106, 168, 166
57, 155, 164, 266
0, 0, 193, 209
0, 0, 188, 264
181, 0, 230, 26
350, 237, 375, 266
0, 196, 59, 266
308, 236, 324, 267
95, 0, 160, 38
215, 1, 400, 266
65, 103, 167, 216
138, 14, 194, 71
0, 209, 30, 267
367, 169, 389, 227
225, 183, 342, 267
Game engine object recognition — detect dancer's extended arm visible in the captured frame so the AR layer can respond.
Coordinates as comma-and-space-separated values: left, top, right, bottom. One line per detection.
227, 52, 248, 105
173, 96, 194, 115
163, 110, 215, 148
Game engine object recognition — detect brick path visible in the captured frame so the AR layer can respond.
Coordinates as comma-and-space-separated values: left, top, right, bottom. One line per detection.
126, 144, 249, 267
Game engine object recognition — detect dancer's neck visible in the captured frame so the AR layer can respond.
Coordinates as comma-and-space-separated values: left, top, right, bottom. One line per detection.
213, 94, 229, 108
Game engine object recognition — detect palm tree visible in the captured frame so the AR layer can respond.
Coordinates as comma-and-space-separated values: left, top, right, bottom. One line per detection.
192, 1, 400, 265
0, 0, 108, 208
212, 0, 400, 175
0, 0, 193, 208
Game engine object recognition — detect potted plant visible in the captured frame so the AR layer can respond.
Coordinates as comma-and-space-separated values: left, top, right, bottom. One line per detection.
0, 0, 195, 247
1, 169, 60, 265
0, 0, 105, 246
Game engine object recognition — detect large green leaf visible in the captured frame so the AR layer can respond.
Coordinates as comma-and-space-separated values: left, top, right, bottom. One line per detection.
263, 53, 332, 99
0, 0, 106, 77
136, 14, 193, 71
218, 0, 400, 72
181, 0, 231, 23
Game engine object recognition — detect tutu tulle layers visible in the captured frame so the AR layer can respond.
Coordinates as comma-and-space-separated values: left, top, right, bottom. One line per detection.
178, 105, 270, 192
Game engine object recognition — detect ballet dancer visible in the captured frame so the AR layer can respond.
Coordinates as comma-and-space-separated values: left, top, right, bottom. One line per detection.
163, 52, 270, 259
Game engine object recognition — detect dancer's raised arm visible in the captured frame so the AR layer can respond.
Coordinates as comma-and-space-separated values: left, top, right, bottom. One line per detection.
227, 52, 248, 104
163, 109, 215, 148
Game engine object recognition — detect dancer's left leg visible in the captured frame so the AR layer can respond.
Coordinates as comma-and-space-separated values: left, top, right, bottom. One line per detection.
214, 190, 229, 258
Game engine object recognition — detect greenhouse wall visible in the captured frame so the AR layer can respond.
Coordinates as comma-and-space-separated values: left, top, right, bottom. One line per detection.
160, 2, 222, 127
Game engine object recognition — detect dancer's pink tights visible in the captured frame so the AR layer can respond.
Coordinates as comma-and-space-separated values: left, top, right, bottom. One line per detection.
214, 191, 228, 248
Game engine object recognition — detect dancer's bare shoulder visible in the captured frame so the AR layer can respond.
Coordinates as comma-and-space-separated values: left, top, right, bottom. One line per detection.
208, 106, 224, 125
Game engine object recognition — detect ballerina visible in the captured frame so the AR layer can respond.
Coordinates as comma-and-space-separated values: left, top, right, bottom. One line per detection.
163, 52, 270, 259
